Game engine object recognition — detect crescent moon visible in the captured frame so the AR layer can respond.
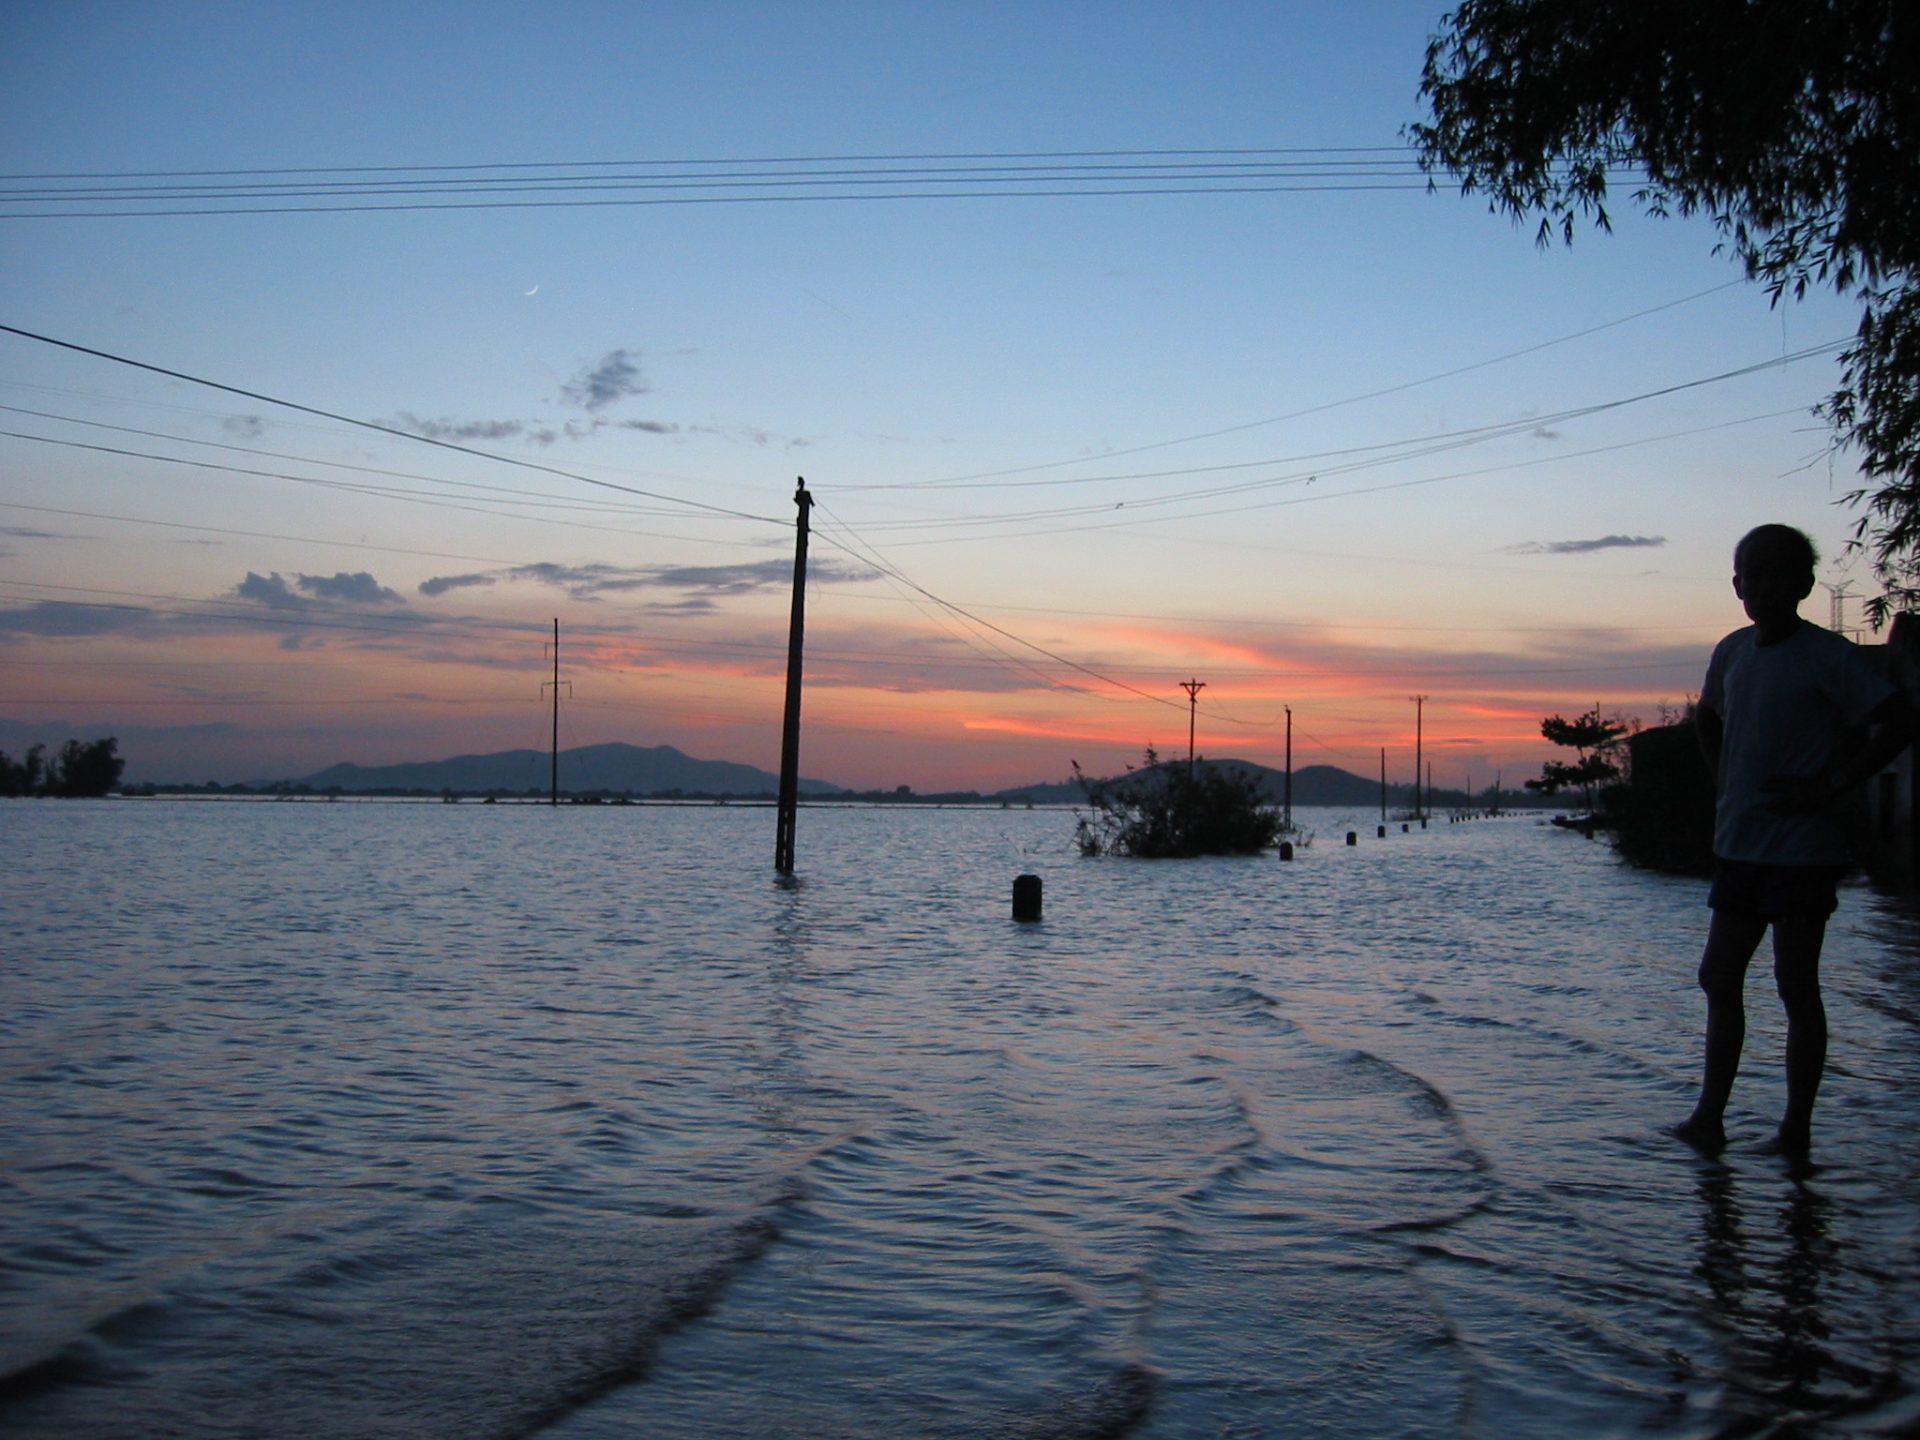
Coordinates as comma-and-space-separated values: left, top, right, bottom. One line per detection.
524, 283, 539, 297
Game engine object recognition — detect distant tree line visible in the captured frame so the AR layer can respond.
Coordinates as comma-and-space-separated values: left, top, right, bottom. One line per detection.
0, 738, 126, 797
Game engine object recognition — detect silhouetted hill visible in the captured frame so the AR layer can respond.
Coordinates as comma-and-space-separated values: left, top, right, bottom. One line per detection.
286, 742, 844, 797
988, 759, 1415, 807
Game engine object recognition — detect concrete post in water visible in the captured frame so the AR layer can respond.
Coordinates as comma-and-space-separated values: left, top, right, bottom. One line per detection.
1279, 841, 1294, 861
1377, 824, 1386, 838
1012, 873, 1043, 921
1346, 831, 1357, 846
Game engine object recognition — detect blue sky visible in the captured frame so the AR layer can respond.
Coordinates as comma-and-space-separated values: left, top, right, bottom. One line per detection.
0, 2, 1875, 789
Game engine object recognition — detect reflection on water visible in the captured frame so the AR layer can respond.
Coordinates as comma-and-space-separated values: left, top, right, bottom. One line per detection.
2, 800, 1918, 1438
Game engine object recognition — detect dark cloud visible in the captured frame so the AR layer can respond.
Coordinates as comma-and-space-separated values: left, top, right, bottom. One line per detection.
234, 572, 311, 609
498, 556, 877, 602
1, 525, 66, 540
686, 422, 810, 449
234, 571, 404, 608
0, 600, 151, 637
419, 573, 498, 598
223, 415, 266, 439
619, 419, 680, 435
505, 562, 652, 601
386, 412, 527, 442
649, 558, 877, 594
561, 349, 647, 412
297, 572, 404, 605
0, 716, 239, 745
1506, 534, 1668, 556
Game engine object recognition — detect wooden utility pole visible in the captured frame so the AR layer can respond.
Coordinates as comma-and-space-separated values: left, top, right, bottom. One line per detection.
1380, 746, 1387, 823
1181, 678, 1205, 780
540, 619, 571, 806
1410, 694, 1428, 821
1283, 704, 1293, 826
775, 480, 813, 875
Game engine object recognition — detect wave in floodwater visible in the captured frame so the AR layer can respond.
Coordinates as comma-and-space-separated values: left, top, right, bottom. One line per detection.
3, 801, 1919, 1438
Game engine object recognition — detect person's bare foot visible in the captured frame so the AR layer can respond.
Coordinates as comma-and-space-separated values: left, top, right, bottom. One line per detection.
1670, 1115, 1727, 1154
1761, 1123, 1812, 1160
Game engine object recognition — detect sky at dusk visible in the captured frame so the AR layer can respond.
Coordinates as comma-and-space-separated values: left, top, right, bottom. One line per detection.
0, 2, 1879, 792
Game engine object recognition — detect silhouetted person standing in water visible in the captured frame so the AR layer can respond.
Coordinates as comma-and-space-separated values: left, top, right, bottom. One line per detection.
1675, 524, 1916, 1158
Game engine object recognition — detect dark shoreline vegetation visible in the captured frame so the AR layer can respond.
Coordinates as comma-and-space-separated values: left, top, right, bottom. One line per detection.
0, 738, 125, 798
12, 736, 1583, 833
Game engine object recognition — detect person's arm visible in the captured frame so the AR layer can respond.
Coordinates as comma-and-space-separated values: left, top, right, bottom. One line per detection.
1696, 703, 1723, 782
1768, 692, 1919, 813
1829, 692, 1920, 796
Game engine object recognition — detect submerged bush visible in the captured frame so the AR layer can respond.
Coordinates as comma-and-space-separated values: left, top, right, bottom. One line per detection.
1074, 749, 1287, 858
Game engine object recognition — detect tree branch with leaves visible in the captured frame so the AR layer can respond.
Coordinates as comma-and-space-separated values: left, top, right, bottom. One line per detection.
1411, 0, 1920, 619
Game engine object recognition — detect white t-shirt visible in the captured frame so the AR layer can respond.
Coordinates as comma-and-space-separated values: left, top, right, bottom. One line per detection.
1701, 620, 1894, 865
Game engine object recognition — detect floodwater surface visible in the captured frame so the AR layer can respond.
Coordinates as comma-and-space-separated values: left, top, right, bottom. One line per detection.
3, 800, 1918, 1437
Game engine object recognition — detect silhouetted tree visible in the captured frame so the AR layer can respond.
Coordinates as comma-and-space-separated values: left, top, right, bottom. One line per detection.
34, 738, 126, 797
1525, 709, 1630, 814
1412, 1, 1920, 618
0, 743, 47, 796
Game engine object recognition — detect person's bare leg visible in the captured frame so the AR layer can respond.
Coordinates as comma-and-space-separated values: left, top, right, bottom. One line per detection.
1675, 910, 1768, 1152
1768, 914, 1828, 1158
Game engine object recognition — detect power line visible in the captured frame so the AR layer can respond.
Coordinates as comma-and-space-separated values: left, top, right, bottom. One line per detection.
0, 147, 1426, 182
0, 148, 1649, 219
0, 404, 703, 518
841, 343, 1844, 534
861, 401, 1830, 549
849, 281, 1749, 489
807, 502, 1189, 716
0, 324, 781, 527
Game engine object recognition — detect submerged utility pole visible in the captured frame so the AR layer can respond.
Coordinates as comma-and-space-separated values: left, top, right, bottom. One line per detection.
1380, 747, 1387, 823
1283, 705, 1293, 827
1410, 694, 1428, 821
541, 619, 571, 806
774, 480, 813, 875
1181, 678, 1206, 780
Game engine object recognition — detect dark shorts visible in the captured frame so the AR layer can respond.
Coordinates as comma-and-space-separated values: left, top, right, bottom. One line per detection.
1708, 859, 1847, 921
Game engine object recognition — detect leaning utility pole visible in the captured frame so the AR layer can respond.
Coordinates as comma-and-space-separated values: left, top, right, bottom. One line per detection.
774, 480, 813, 875
1180, 678, 1205, 780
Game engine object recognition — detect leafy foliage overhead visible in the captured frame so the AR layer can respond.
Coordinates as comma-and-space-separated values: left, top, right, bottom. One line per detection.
1411, 1, 1919, 617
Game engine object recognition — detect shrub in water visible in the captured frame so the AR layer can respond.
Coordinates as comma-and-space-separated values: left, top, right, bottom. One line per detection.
1074, 748, 1287, 858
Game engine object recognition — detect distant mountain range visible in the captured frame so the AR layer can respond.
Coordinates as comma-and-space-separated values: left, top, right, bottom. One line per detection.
269, 742, 1452, 807
286, 742, 844, 797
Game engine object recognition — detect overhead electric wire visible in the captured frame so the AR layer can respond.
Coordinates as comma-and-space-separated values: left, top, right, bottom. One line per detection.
851, 280, 1750, 489
0, 427, 773, 547
0, 324, 781, 527
0, 404, 701, 518
809, 502, 1100, 702
863, 398, 1834, 549
0, 147, 1649, 218
807, 502, 1189, 716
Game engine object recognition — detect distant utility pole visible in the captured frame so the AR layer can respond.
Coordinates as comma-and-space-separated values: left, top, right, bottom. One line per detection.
1283, 704, 1293, 826
1410, 694, 1428, 821
1180, 678, 1206, 780
775, 480, 813, 875
541, 619, 572, 807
